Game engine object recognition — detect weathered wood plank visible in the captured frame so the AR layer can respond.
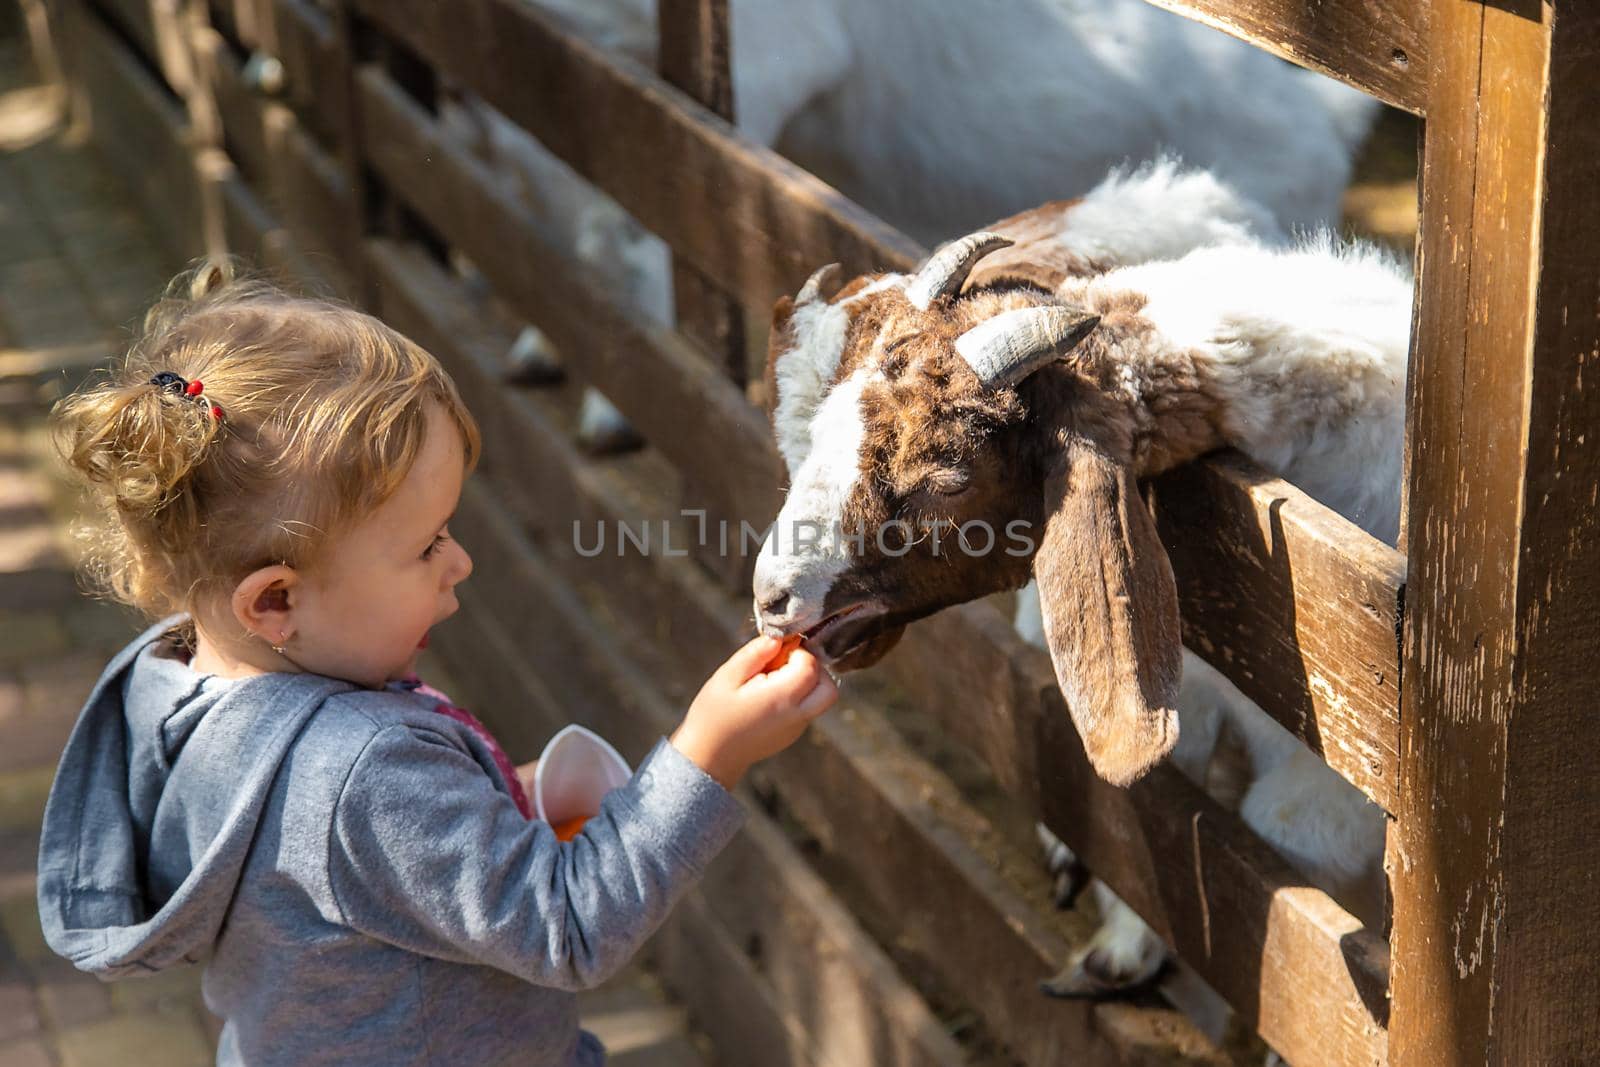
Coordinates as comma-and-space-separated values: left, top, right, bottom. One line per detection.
195, 27, 355, 292
659, 0, 756, 591
67, 0, 206, 260
1141, 0, 1425, 115
1391, 2, 1600, 1063
205, 0, 345, 150
90, 0, 195, 97
211, 161, 334, 294
1149, 452, 1405, 812
763, 702, 1130, 1066
357, 69, 785, 530
883, 605, 1390, 1067
347, 0, 924, 314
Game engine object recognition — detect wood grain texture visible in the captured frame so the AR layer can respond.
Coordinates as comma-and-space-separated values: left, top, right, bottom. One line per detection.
213, 163, 336, 294
90, 0, 195, 96
1142, 0, 1425, 115
1150, 452, 1405, 812
356, 68, 785, 530
659, 0, 758, 592
883, 605, 1390, 1067
346, 0, 924, 313
212, 0, 346, 149
67, 0, 206, 260
195, 28, 355, 293
1391, 1, 1600, 1063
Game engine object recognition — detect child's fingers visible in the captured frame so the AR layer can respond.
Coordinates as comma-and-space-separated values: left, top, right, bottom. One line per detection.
760, 646, 828, 693
794, 671, 839, 719
773, 650, 835, 708
722, 633, 783, 684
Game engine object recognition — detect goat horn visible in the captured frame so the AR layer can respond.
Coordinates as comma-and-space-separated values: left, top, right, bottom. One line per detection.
955, 306, 1101, 390
905, 231, 1014, 311
796, 263, 842, 306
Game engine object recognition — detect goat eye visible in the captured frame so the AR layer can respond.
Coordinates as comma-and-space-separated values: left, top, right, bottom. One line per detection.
902, 475, 971, 514
925, 473, 971, 496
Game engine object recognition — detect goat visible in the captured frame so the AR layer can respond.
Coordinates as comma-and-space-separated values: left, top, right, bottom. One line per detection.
458, 0, 1379, 449
748, 162, 1407, 1019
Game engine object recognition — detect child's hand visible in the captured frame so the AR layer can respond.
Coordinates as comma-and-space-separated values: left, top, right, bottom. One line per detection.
515, 759, 539, 800
670, 634, 838, 790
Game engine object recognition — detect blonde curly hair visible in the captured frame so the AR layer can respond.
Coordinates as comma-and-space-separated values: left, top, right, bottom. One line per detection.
52, 260, 481, 625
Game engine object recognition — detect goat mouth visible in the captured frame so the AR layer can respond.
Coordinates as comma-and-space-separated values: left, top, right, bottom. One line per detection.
803, 603, 888, 664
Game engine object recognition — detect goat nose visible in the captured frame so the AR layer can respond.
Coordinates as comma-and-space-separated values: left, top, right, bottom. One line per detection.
759, 593, 790, 619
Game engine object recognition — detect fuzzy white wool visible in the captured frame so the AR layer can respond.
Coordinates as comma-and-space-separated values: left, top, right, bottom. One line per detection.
1065, 238, 1412, 543
772, 274, 905, 474
1054, 158, 1288, 265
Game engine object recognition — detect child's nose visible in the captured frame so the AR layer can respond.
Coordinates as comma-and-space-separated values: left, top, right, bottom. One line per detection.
447, 540, 473, 586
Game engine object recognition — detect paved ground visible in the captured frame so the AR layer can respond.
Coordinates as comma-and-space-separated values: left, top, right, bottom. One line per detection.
0, 33, 706, 1067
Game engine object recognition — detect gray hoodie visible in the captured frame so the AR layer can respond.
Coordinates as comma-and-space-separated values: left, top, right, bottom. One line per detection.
36, 618, 745, 1066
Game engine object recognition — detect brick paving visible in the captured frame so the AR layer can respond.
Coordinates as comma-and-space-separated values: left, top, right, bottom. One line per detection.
0, 33, 707, 1067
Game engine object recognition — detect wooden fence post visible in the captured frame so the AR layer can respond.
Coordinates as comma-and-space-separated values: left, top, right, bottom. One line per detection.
658, 0, 746, 386
658, 0, 758, 592
332, 0, 378, 305
1391, 1, 1600, 1063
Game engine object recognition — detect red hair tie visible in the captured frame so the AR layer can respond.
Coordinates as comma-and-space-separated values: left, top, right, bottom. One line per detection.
149, 373, 221, 420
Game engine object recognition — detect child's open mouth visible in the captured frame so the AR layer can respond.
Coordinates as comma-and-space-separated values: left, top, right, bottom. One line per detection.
417, 632, 430, 650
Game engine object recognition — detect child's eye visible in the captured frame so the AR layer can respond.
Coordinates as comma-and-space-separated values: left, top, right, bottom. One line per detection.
421, 532, 451, 561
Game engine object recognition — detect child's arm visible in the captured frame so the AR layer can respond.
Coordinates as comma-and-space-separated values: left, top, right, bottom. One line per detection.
327, 635, 834, 990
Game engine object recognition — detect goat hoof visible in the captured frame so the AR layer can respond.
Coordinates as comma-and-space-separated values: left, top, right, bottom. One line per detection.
576, 420, 644, 455
1039, 947, 1170, 1001
1051, 858, 1090, 910
1035, 823, 1087, 908
504, 326, 565, 386
576, 393, 644, 455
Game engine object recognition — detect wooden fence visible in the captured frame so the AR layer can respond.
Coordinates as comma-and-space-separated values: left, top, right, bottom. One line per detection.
43, 0, 1600, 1063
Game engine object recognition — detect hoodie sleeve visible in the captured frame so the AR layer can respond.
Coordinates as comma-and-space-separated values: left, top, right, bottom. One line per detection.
327, 724, 743, 990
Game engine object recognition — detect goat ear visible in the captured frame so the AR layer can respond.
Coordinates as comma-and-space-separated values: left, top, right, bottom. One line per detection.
764, 295, 797, 423
1033, 435, 1182, 786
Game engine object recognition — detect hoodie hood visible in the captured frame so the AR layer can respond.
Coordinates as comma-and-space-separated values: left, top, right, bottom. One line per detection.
36, 617, 351, 978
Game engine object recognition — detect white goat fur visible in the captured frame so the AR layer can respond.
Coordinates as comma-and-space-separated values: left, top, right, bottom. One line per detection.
466, 0, 1378, 443
756, 164, 1408, 1021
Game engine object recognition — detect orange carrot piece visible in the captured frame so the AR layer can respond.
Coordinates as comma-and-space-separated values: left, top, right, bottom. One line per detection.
764, 634, 805, 672
552, 815, 589, 841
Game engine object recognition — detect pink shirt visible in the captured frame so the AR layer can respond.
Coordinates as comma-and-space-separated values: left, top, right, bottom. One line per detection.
400, 675, 533, 819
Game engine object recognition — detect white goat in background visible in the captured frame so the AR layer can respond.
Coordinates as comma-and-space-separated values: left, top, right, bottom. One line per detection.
748, 162, 1406, 1026
450, 0, 1379, 449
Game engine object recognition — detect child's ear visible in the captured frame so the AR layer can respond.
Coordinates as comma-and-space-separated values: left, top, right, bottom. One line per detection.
231, 564, 300, 645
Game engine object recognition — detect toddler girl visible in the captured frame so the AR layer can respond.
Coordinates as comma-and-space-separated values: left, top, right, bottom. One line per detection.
35, 263, 836, 1066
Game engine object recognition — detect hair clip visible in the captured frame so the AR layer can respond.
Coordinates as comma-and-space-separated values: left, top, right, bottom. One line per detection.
149, 372, 224, 421
149, 371, 188, 395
